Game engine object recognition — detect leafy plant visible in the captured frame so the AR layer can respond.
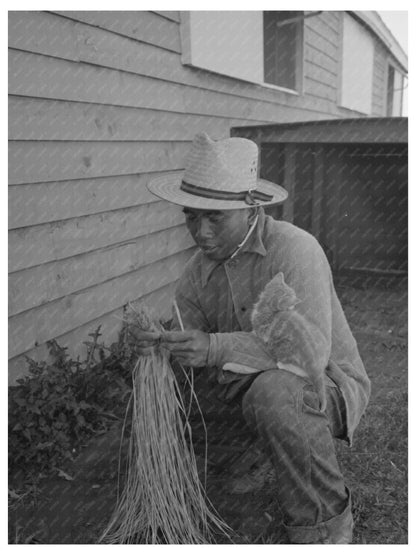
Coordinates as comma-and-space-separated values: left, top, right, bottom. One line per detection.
8, 327, 132, 485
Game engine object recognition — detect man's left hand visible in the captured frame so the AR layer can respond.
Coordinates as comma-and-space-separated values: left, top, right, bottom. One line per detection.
161, 330, 210, 367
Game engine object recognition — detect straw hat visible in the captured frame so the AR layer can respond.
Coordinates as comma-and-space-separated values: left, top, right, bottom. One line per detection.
147, 132, 288, 210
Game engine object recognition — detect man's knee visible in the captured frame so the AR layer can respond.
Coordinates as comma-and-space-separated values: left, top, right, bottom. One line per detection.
242, 369, 306, 430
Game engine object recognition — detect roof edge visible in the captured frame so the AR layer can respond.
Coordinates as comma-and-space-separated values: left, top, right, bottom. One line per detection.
352, 11, 408, 72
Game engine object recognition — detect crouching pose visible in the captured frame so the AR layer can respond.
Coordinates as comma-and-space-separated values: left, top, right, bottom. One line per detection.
134, 133, 370, 544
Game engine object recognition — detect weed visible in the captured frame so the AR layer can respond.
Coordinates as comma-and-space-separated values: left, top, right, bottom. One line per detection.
9, 327, 132, 487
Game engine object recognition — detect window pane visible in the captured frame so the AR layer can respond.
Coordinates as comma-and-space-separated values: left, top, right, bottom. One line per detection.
264, 11, 301, 90
340, 13, 374, 114
386, 65, 395, 116
387, 66, 404, 117
392, 71, 404, 116
183, 12, 264, 83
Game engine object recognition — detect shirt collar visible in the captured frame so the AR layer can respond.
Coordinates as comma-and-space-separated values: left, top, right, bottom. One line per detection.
200, 208, 267, 288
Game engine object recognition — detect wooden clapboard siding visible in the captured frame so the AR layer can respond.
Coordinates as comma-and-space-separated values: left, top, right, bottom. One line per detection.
9, 10, 396, 381
8, 10, 338, 119
9, 49, 348, 125
8, 173, 161, 228
8, 10, 364, 123
305, 12, 339, 49
372, 39, 387, 116
9, 140, 191, 185
304, 47, 338, 77
303, 13, 340, 103
9, 50, 195, 115
9, 248, 193, 359
304, 22, 338, 62
9, 11, 79, 61
53, 10, 182, 53
8, 280, 178, 384
9, 225, 195, 316
9, 201, 184, 272
8, 11, 398, 126
304, 76, 337, 102
9, 11, 184, 87
322, 11, 340, 33
151, 11, 180, 23
8, 97, 239, 142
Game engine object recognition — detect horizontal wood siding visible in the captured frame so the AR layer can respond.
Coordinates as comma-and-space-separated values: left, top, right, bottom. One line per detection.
8, 140, 191, 185
8, 10, 368, 382
9, 11, 353, 118
9, 248, 193, 360
303, 12, 340, 103
372, 38, 387, 116
9, 202, 186, 273
8, 281, 179, 382
53, 11, 182, 52
9, 226, 195, 316
9, 174, 159, 228
8, 98, 238, 142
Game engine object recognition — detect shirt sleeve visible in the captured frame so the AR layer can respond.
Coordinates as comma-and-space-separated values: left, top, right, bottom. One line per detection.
208, 331, 278, 371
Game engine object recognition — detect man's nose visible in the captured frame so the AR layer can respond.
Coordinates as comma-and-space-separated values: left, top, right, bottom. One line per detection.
195, 217, 213, 240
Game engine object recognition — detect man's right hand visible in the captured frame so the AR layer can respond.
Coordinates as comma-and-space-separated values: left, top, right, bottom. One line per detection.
127, 328, 161, 355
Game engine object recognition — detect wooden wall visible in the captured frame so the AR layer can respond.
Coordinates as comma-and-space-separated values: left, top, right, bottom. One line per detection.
372, 38, 388, 116
8, 10, 387, 382
303, 11, 339, 104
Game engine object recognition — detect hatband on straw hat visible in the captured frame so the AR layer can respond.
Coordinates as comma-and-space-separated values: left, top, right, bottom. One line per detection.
147, 133, 287, 210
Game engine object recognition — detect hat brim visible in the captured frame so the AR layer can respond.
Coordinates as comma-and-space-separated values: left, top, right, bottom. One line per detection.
147, 171, 288, 210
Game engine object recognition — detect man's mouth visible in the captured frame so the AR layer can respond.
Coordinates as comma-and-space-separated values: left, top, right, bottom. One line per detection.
200, 245, 217, 253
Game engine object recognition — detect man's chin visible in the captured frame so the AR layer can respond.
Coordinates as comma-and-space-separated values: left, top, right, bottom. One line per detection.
200, 246, 224, 260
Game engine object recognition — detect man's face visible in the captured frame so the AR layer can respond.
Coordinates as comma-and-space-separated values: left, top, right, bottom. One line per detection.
183, 207, 253, 260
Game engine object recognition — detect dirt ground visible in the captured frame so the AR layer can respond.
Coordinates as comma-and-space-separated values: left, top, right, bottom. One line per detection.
8, 274, 408, 544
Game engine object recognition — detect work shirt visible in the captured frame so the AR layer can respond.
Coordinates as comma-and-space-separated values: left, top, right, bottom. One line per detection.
175, 208, 371, 444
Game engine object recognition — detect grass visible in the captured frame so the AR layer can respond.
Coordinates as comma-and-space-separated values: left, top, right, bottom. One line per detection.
333, 275, 408, 544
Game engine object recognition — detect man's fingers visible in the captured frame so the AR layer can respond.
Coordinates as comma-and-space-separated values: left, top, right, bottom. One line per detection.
162, 341, 193, 352
162, 331, 194, 343
128, 329, 161, 342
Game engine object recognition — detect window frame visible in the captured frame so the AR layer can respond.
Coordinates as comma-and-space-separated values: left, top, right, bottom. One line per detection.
385, 58, 405, 117
263, 11, 305, 94
179, 11, 304, 95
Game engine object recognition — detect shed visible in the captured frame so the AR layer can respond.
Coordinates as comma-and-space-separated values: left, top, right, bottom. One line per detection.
232, 117, 408, 274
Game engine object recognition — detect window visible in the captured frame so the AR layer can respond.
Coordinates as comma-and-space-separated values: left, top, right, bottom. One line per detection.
180, 12, 264, 83
263, 11, 303, 91
180, 11, 303, 92
386, 64, 404, 116
340, 13, 374, 114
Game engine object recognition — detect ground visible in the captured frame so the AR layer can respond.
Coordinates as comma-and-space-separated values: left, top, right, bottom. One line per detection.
8, 274, 408, 544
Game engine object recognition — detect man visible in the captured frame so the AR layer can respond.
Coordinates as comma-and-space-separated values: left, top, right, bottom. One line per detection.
136, 132, 370, 544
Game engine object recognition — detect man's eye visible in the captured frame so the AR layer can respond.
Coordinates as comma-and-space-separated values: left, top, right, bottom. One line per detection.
208, 215, 222, 223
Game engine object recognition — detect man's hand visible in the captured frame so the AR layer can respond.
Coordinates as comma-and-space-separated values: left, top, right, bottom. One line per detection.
128, 328, 161, 355
161, 330, 210, 367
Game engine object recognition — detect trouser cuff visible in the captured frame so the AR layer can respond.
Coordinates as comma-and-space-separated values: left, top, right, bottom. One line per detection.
284, 488, 353, 544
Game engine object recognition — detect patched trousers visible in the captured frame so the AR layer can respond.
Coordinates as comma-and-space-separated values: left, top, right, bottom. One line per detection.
241, 368, 353, 544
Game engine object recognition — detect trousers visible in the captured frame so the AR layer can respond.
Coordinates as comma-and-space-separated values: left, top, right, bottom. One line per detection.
241, 368, 353, 544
